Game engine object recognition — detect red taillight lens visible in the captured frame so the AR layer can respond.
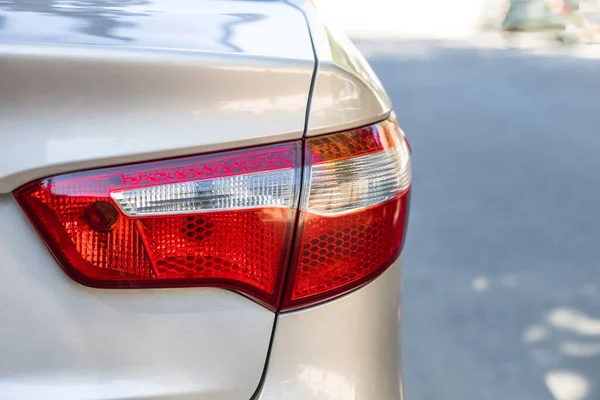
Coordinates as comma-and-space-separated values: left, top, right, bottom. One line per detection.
281, 119, 411, 310
14, 143, 302, 310
14, 119, 410, 311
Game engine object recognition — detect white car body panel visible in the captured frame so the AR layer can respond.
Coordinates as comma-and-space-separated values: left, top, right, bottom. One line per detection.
256, 260, 403, 400
0, 45, 314, 193
0, 0, 316, 193
0, 0, 315, 59
289, 0, 393, 137
0, 1, 404, 399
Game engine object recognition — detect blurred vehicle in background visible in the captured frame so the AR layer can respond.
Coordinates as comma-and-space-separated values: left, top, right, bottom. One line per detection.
501, 0, 600, 42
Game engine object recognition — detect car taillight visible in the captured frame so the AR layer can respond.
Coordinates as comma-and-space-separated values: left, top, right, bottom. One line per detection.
14, 144, 302, 310
282, 119, 411, 310
14, 119, 410, 311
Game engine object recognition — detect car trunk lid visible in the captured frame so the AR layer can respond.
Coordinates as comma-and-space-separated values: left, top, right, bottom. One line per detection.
0, 1, 314, 399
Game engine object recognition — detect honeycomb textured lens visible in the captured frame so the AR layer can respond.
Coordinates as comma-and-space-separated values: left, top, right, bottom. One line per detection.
293, 197, 408, 300
140, 209, 291, 293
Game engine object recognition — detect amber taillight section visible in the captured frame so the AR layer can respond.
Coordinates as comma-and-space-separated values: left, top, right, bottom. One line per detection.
14, 119, 411, 311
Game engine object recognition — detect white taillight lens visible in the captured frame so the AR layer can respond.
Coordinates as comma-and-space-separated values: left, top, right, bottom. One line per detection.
304, 134, 411, 216
111, 170, 297, 216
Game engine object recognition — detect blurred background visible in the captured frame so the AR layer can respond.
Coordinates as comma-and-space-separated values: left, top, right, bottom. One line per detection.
315, 1, 600, 399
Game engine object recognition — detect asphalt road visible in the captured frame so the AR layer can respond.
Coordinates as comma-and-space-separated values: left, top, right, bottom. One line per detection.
357, 39, 600, 400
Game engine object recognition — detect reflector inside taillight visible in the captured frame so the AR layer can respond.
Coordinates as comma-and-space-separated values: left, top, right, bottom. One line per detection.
14, 119, 411, 312
14, 143, 301, 310
281, 119, 411, 310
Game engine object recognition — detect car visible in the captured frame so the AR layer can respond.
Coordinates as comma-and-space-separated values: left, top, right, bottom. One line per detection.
0, 0, 411, 399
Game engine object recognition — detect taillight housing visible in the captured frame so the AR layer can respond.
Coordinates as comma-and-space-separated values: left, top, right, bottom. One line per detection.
15, 119, 410, 311
283, 119, 411, 309
15, 144, 301, 309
